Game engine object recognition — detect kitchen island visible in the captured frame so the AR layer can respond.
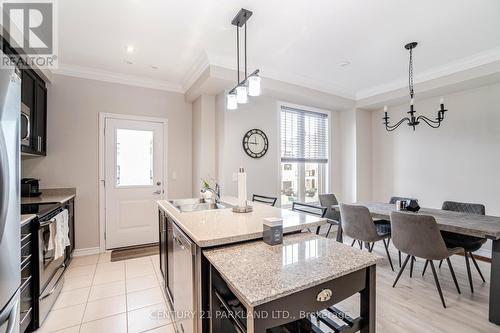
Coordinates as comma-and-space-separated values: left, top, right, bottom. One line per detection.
157, 197, 378, 333
205, 233, 380, 333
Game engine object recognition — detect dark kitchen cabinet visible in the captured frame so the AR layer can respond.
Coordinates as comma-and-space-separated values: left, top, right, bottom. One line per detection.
159, 211, 167, 279
64, 199, 75, 265
21, 68, 47, 156
35, 81, 47, 154
158, 209, 174, 306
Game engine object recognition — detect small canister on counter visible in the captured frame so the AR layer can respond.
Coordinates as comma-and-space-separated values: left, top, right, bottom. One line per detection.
263, 217, 283, 246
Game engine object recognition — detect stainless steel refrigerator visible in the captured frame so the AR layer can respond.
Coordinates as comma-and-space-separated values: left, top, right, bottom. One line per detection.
0, 50, 21, 333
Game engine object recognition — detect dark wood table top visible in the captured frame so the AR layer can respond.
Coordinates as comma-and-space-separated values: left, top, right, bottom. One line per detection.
336, 202, 500, 240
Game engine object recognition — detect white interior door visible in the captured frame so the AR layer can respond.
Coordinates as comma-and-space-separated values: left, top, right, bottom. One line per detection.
105, 117, 164, 249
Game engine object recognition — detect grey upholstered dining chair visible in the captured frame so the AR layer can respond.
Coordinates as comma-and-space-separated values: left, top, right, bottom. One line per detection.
340, 204, 394, 271
252, 194, 277, 206
438, 201, 487, 293
391, 211, 463, 308
376, 196, 418, 267
318, 194, 341, 239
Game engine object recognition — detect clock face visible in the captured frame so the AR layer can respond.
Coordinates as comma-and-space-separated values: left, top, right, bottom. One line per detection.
242, 129, 269, 158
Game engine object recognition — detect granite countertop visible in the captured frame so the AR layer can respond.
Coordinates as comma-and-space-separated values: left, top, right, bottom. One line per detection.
204, 233, 381, 308
21, 214, 36, 226
157, 196, 327, 248
21, 188, 76, 205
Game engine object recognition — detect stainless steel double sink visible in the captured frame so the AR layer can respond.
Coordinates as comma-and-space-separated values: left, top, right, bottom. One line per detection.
168, 198, 231, 213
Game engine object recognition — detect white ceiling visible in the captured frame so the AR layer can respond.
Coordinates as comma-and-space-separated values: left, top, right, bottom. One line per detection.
58, 0, 500, 98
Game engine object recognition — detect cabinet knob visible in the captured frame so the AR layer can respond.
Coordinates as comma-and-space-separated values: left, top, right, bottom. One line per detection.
316, 288, 333, 302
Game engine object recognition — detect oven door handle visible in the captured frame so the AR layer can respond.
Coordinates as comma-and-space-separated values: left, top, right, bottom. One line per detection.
39, 264, 65, 301
39, 218, 56, 227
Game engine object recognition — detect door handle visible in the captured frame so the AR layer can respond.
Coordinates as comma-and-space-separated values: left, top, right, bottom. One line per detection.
153, 190, 161, 195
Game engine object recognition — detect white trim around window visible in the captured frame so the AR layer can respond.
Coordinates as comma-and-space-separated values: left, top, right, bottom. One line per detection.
276, 101, 332, 207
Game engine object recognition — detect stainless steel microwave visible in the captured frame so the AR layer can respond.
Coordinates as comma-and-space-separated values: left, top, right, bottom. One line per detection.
20, 102, 30, 147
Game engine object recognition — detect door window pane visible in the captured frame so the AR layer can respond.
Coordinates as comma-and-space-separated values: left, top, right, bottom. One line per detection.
116, 129, 154, 186
281, 163, 299, 205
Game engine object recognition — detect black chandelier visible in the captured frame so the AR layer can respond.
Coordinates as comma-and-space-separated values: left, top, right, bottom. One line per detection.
226, 8, 261, 111
383, 42, 448, 131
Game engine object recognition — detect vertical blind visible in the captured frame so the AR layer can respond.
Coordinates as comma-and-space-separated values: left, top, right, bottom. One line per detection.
280, 105, 328, 163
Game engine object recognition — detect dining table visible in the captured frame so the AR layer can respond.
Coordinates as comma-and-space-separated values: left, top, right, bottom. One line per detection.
333, 202, 500, 326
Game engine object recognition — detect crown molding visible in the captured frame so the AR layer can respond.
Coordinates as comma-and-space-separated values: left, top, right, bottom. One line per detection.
181, 52, 210, 92
53, 63, 184, 93
207, 53, 357, 100
356, 47, 500, 100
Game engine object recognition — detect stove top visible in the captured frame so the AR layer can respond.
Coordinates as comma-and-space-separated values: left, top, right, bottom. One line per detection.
21, 202, 62, 219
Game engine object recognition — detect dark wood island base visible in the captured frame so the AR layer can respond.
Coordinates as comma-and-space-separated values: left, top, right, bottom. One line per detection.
208, 264, 376, 333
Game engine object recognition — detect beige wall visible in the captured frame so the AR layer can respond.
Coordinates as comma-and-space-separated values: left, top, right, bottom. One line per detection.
371, 83, 500, 257
214, 93, 344, 205
22, 74, 192, 250
371, 82, 500, 215
192, 95, 216, 194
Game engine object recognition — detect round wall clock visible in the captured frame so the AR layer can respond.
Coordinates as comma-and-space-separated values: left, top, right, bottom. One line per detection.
242, 129, 269, 158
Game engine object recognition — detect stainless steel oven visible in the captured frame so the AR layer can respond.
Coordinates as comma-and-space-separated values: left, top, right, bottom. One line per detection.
20, 102, 30, 147
37, 205, 65, 325
22, 202, 65, 328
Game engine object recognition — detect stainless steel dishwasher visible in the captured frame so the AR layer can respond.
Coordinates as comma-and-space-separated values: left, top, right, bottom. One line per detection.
172, 223, 196, 333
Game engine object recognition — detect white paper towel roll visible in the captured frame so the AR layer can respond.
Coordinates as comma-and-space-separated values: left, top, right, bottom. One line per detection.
237, 168, 247, 207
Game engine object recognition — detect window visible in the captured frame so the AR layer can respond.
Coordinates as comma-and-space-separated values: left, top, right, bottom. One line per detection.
280, 104, 329, 206
116, 129, 154, 186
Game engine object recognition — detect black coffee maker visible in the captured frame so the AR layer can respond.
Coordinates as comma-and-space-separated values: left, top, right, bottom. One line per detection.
21, 178, 41, 197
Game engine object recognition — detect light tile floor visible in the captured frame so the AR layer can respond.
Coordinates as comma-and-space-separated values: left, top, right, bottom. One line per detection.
35, 253, 175, 333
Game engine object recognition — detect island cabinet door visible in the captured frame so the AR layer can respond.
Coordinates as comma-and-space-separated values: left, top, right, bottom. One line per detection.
159, 211, 167, 279
166, 215, 175, 303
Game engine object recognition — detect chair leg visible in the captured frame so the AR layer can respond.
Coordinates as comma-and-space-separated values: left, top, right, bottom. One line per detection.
422, 260, 429, 276
393, 255, 411, 288
439, 260, 443, 269
399, 250, 402, 267
325, 224, 333, 238
464, 252, 474, 293
410, 256, 415, 278
446, 257, 461, 294
429, 261, 446, 308
350, 239, 356, 247
315, 226, 321, 235
368, 242, 374, 253
470, 253, 486, 282
382, 238, 394, 271
358, 240, 362, 249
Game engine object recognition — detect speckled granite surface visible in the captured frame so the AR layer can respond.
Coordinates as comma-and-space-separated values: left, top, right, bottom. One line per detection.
157, 197, 327, 248
204, 233, 381, 308
21, 214, 36, 226
21, 188, 76, 204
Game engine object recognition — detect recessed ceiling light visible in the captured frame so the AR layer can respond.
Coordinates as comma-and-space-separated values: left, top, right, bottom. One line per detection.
339, 61, 351, 67
126, 45, 135, 53
124, 60, 133, 65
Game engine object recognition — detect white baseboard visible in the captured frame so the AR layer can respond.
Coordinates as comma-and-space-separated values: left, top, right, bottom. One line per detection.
72, 247, 101, 257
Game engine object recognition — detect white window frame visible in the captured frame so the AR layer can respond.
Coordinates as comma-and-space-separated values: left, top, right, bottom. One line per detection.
276, 101, 331, 207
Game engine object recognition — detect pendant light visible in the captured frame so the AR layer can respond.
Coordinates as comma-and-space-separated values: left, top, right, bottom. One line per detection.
226, 8, 261, 110
383, 42, 448, 131
248, 74, 261, 96
227, 92, 238, 110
